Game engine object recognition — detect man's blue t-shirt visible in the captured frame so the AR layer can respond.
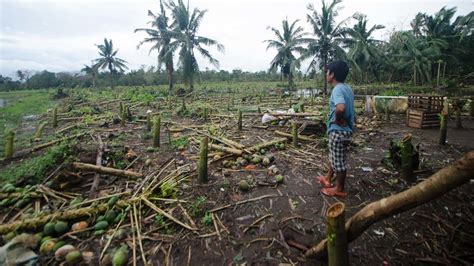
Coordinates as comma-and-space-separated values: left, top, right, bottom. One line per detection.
327, 83, 355, 133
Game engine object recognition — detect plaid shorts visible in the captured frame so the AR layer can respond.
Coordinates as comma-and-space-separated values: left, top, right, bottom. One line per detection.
328, 130, 352, 172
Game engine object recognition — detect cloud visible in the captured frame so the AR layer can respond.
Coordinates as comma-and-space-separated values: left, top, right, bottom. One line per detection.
0, 0, 472, 79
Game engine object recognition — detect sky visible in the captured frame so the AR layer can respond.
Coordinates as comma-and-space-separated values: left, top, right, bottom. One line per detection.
0, 0, 472, 79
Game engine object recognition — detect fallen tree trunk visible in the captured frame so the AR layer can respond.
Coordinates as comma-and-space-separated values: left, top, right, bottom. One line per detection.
305, 150, 474, 258
0, 199, 129, 234
31, 132, 87, 152
71, 162, 143, 179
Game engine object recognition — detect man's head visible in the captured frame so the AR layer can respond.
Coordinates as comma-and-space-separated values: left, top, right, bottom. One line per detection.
326, 60, 349, 85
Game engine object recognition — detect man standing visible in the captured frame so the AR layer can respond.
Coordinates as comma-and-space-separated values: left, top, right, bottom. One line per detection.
316, 61, 355, 197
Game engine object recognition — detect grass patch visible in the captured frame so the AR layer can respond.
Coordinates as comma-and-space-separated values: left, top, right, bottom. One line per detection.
0, 142, 73, 185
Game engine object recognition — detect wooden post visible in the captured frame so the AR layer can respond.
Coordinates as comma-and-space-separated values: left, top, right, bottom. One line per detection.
292, 122, 299, 148
439, 111, 448, 145
120, 108, 126, 127
146, 113, 152, 131
152, 116, 161, 148
237, 109, 242, 130
53, 106, 58, 128
327, 203, 349, 266
198, 137, 208, 183
4, 131, 14, 159
401, 136, 414, 181
119, 102, 123, 116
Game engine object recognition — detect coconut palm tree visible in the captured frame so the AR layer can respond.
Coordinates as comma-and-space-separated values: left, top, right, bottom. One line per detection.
345, 13, 385, 83
93, 38, 128, 88
264, 19, 308, 90
81, 63, 99, 88
301, 0, 350, 94
167, 0, 224, 91
135, 0, 175, 92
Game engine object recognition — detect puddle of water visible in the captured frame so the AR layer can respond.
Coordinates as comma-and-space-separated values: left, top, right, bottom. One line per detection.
0, 99, 5, 108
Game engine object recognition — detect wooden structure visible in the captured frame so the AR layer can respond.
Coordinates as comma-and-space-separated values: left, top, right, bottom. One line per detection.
407, 95, 443, 129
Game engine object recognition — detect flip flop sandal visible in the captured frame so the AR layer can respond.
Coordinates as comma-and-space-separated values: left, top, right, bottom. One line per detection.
316, 176, 333, 188
321, 187, 347, 198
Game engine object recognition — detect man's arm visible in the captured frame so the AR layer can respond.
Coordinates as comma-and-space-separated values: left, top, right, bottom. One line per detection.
335, 103, 346, 126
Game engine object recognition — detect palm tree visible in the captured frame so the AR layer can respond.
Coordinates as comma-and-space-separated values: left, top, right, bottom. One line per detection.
345, 13, 385, 83
93, 38, 128, 88
301, 0, 349, 94
167, 0, 224, 91
264, 19, 307, 90
81, 63, 99, 87
135, 0, 175, 92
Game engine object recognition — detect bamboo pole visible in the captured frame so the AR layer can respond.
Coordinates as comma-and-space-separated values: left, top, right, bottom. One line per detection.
31, 132, 86, 152
326, 203, 349, 266
71, 162, 143, 179
198, 137, 208, 183
305, 151, 474, 258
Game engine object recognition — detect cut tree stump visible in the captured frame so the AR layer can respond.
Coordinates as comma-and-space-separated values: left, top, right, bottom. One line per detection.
327, 202, 349, 266
305, 150, 474, 258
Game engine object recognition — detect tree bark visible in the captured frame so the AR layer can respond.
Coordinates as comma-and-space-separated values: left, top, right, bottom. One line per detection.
305, 151, 474, 258
198, 137, 208, 183
323, 56, 328, 95
327, 203, 349, 266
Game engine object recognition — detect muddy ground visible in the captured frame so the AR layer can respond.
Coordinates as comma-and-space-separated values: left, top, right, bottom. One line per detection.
1, 94, 473, 266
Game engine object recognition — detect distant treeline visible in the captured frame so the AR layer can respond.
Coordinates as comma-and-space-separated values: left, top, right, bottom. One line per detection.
0, 68, 312, 91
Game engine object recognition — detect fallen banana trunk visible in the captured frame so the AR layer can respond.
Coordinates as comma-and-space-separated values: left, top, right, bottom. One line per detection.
275, 130, 317, 142
31, 132, 87, 152
0, 199, 130, 234
0, 192, 41, 200
209, 143, 243, 156
71, 162, 143, 179
305, 150, 474, 258
247, 137, 287, 153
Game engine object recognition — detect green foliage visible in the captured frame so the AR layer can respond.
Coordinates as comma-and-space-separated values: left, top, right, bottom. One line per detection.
0, 142, 72, 185
201, 212, 213, 226
160, 181, 177, 198
190, 196, 207, 217
170, 137, 189, 149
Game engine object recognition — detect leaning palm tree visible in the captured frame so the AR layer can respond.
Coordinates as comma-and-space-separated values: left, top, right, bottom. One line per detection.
81, 63, 99, 88
167, 0, 224, 91
264, 19, 308, 90
301, 0, 349, 94
345, 13, 385, 83
135, 0, 175, 92
93, 38, 128, 88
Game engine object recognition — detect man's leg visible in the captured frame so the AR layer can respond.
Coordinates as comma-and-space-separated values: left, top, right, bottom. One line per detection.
334, 170, 346, 192
325, 164, 334, 183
